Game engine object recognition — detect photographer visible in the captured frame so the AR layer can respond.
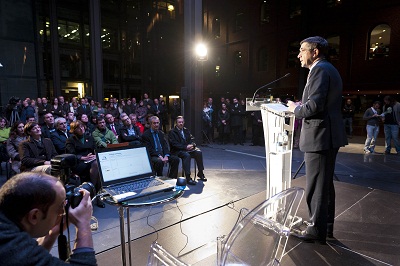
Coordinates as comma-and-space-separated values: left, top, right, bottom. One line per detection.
0, 172, 96, 265
5, 96, 21, 126
168, 116, 206, 185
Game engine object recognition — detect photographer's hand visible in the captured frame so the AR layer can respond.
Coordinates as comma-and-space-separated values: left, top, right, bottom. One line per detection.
68, 189, 94, 249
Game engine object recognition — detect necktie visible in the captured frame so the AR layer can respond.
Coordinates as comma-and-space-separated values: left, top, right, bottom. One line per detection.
153, 132, 162, 152
111, 124, 117, 135
181, 130, 185, 140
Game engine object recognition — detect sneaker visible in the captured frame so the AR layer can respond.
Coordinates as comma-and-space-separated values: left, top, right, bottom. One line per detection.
364, 149, 371, 154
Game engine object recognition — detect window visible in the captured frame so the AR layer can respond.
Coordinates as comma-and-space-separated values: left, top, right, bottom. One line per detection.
260, 0, 271, 24
258, 46, 268, 71
287, 41, 300, 68
213, 17, 221, 39
369, 24, 391, 59
327, 35, 340, 61
235, 12, 244, 32
58, 20, 81, 44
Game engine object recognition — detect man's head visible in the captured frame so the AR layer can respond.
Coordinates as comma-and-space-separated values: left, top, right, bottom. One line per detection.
154, 98, 159, 105
80, 98, 86, 105
298, 36, 329, 69
41, 98, 48, 105
129, 113, 138, 124
54, 117, 67, 132
0, 172, 65, 238
26, 115, 36, 123
233, 97, 239, 104
373, 101, 381, 109
176, 116, 185, 130
79, 113, 89, 123
149, 116, 160, 131
132, 97, 137, 104
346, 99, 352, 105
96, 117, 107, 130
105, 114, 114, 124
67, 111, 75, 122
58, 96, 65, 104
120, 115, 132, 127
44, 113, 54, 126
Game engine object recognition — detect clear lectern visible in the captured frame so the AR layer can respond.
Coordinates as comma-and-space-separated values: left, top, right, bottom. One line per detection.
246, 99, 295, 199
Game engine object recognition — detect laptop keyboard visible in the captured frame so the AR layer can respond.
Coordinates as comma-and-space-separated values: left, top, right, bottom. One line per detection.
109, 178, 164, 195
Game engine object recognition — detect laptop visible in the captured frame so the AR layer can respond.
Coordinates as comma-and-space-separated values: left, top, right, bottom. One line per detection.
95, 145, 175, 203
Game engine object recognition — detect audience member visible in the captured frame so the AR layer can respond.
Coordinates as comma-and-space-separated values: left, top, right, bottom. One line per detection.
19, 122, 58, 173
363, 101, 382, 154
20, 99, 35, 123
0, 172, 96, 265
169, 116, 206, 185
217, 103, 230, 144
41, 113, 56, 139
105, 113, 121, 138
142, 116, 179, 178
6, 121, 26, 174
92, 117, 118, 148
129, 113, 145, 134
229, 97, 245, 145
50, 97, 63, 118
78, 113, 95, 135
0, 117, 10, 144
37, 97, 49, 125
136, 100, 148, 125
58, 95, 70, 117
342, 98, 355, 138
66, 121, 104, 208
50, 117, 71, 154
119, 114, 142, 146
381, 95, 400, 154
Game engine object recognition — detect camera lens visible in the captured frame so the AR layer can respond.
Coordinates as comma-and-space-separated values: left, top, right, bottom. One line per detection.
79, 182, 96, 199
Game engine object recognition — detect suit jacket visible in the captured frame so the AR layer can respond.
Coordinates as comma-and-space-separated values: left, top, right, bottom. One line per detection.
119, 125, 141, 143
106, 123, 121, 136
19, 137, 58, 172
41, 125, 56, 139
65, 134, 95, 160
77, 104, 92, 117
142, 129, 170, 157
293, 60, 348, 152
168, 127, 195, 154
50, 130, 71, 154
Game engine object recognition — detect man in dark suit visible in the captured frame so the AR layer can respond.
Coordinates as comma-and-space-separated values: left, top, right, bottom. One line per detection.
50, 117, 71, 154
105, 113, 121, 138
41, 112, 56, 139
119, 114, 142, 146
37, 97, 49, 125
76, 97, 92, 118
168, 116, 205, 185
19, 122, 58, 173
287, 36, 348, 243
142, 116, 179, 178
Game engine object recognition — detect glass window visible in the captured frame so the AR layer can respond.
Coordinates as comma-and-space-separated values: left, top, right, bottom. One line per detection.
213, 17, 221, 39
327, 35, 340, 61
102, 27, 118, 50
260, 0, 271, 24
235, 12, 244, 32
287, 41, 300, 68
289, 0, 301, 19
258, 46, 268, 71
369, 24, 391, 59
58, 20, 81, 45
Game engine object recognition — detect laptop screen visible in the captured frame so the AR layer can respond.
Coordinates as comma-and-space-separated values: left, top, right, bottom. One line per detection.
96, 146, 153, 185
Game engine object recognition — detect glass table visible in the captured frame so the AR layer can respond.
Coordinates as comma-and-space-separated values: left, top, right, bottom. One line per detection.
102, 189, 184, 266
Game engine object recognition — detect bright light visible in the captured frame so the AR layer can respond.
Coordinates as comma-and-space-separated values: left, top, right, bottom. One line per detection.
168, 4, 174, 11
195, 43, 208, 61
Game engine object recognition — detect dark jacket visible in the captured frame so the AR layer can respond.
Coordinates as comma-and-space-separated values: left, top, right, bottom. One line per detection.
0, 212, 97, 266
19, 136, 58, 172
119, 125, 141, 143
142, 129, 170, 157
65, 134, 96, 160
50, 130, 71, 154
230, 103, 245, 127
293, 60, 348, 152
168, 126, 195, 154
41, 125, 56, 139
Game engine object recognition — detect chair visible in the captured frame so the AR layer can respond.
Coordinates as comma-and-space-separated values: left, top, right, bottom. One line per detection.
147, 242, 189, 266
217, 187, 304, 266
107, 142, 130, 148
146, 187, 304, 266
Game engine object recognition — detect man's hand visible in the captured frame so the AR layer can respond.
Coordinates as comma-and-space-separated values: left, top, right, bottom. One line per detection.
82, 153, 96, 161
187, 144, 195, 151
287, 100, 300, 113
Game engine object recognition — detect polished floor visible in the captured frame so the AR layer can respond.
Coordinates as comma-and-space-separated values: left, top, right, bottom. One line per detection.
1, 135, 399, 265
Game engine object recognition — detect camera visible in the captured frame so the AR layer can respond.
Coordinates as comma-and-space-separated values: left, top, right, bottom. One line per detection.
51, 154, 96, 208
8, 96, 20, 105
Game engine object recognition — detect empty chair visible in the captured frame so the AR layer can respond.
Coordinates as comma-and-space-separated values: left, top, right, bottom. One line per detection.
217, 187, 304, 266
147, 242, 189, 266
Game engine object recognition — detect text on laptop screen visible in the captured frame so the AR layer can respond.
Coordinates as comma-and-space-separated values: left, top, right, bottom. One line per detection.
97, 146, 153, 182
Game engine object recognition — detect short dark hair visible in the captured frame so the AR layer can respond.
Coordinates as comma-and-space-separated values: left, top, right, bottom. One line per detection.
0, 172, 58, 227
300, 36, 329, 56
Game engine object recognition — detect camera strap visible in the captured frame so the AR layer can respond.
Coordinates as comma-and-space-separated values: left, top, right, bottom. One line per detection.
58, 205, 71, 261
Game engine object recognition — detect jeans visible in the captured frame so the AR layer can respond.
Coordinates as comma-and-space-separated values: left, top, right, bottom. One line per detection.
384, 124, 400, 153
343, 117, 353, 135
364, 125, 379, 152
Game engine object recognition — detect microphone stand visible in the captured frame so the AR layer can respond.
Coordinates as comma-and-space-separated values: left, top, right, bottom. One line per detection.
250, 73, 291, 104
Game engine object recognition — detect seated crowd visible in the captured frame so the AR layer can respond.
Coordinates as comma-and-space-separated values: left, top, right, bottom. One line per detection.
0, 94, 207, 196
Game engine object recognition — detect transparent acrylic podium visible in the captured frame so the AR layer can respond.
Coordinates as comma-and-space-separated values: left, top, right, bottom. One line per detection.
246, 99, 295, 199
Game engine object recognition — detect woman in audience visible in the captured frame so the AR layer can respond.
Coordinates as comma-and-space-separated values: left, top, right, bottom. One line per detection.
65, 120, 104, 208
6, 121, 26, 174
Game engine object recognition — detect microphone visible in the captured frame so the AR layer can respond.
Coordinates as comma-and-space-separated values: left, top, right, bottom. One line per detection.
251, 73, 291, 105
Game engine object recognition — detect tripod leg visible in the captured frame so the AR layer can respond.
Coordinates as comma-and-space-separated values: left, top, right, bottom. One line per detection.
292, 160, 305, 179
